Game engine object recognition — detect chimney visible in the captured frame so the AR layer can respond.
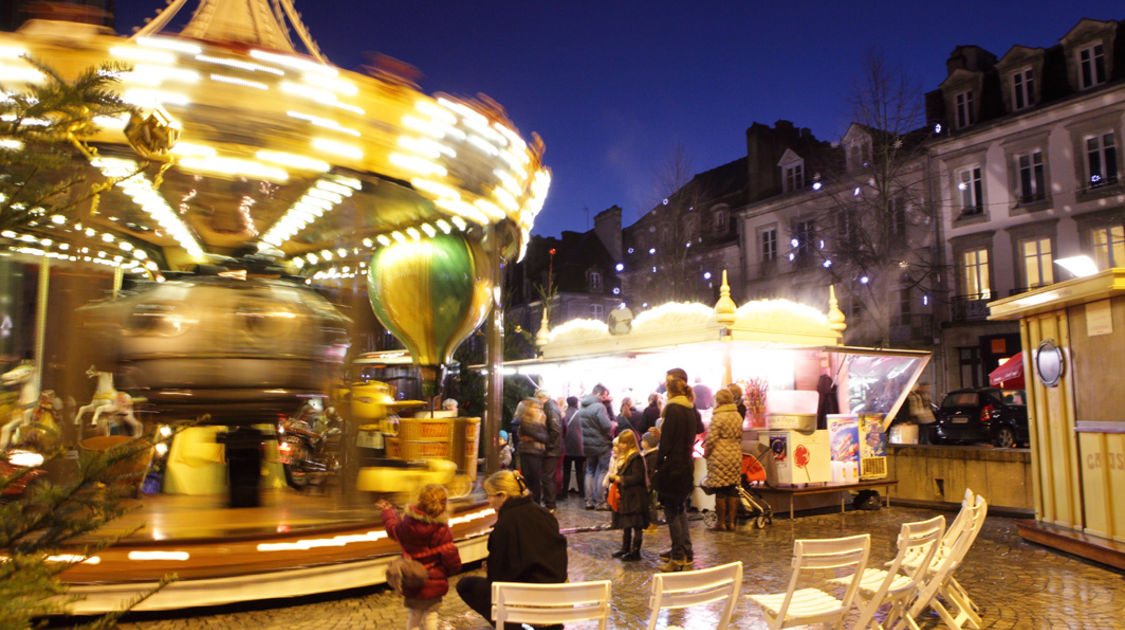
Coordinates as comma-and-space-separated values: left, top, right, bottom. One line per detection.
593, 205, 623, 260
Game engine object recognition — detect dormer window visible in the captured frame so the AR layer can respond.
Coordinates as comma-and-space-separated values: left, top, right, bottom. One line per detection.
842, 125, 873, 172
1011, 67, 1035, 110
587, 270, 602, 291
954, 90, 975, 128
1079, 42, 1106, 88
778, 149, 805, 193
784, 163, 803, 192
712, 206, 729, 234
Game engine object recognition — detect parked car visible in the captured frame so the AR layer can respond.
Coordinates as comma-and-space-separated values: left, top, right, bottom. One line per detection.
933, 387, 1029, 448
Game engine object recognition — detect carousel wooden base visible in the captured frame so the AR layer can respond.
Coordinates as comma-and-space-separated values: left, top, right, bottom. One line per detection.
57, 489, 495, 614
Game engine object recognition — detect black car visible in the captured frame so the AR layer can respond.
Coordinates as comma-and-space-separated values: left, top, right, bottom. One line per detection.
933, 387, 1029, 448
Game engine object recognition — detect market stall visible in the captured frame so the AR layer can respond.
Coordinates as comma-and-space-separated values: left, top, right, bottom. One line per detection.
510, 276, 929, 512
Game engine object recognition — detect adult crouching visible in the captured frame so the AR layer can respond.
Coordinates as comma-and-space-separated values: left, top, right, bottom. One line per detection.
456, 470, 568, 630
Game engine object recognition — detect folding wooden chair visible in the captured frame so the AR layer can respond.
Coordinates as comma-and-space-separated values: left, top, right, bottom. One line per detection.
830, 515, 945, 629
908, 493, 988, 630
647, 561, 743, 630
491, 580, 612, 630
747, 533, 870, 630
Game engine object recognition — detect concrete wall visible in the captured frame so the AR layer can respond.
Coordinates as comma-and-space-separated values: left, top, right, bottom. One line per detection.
888, 445, 1033, 513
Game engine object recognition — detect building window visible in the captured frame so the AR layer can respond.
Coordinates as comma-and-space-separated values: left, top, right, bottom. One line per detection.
1086, 132, 1118, 188
760, 227, 777, 262
1092, 225, 1125, 269
898, 287, 912, 326
590, 303, 604, 320
958, 346, 982, 389
836, 207, 855, 246
1017, 151, 1045, 203
888, 196, 906, 238
954, 90, 974, 128
1079, 42, 1106, 88
713, 208, 729, 234
957, 167, 983, 215
1020, 237, 1053, 289
1011, 67, 1035, 110
794, 220, 815, 266
783, 162, 804, 192
960, 247, 991, 299
587, 270, 602, 291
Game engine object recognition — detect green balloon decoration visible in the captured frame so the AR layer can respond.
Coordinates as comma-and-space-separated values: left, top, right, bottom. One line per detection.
367, 233, 493, 399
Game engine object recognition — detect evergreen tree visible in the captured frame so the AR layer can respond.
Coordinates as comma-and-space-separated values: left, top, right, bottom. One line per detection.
1, 57, 134, 236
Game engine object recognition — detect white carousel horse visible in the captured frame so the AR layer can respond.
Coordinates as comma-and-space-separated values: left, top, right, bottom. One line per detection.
76, 367, 142, 437
0, 361, 38, 451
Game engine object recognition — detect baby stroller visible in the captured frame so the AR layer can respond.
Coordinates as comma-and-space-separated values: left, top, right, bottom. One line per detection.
702, 443, 774, 529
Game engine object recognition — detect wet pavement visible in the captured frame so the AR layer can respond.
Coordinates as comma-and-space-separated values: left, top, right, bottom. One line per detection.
100, 491, 1124, 629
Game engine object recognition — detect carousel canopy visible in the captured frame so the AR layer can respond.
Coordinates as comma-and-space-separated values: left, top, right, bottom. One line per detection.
0, 1, 549, 279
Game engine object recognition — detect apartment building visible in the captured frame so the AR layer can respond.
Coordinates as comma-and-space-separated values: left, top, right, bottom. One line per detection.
927, 18, 1125, 390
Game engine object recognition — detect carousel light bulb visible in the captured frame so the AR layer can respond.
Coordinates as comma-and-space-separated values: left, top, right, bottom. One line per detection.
436, 219, 452, 234
406, 227, 422, 240
376, 234, 391, 246
336, 248, 347, 257
450, 216, 467, 231
49, 214, 65, 225
292, 257, 304, 269
421, 223, 436, 237
391, 231, 406, 243
362, 237, 373, 248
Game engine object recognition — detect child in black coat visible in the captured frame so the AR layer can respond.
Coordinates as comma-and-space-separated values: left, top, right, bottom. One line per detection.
608, 429, 650, 561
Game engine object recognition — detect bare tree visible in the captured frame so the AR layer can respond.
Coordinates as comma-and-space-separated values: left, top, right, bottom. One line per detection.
799, 51, 940, 346
628, 145, 718, 305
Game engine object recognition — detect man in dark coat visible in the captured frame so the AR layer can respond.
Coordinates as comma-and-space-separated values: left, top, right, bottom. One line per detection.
561, 396, 584, 500
639, 393, 662, 435
536, 388, 563, 512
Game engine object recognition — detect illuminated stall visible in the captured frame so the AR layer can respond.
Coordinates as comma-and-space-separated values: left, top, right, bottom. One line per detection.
512, 275, 930, 509
0, 0, 548, 611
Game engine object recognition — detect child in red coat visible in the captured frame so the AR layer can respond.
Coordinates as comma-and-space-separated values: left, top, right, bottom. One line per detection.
377, 484, 463, 630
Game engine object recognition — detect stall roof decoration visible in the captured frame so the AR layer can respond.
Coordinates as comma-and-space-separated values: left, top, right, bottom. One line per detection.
539, 276, 846, 361
0, 1, 549, 276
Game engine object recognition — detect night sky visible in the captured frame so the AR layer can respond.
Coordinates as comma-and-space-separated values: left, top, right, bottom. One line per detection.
109, 1, 1122, 238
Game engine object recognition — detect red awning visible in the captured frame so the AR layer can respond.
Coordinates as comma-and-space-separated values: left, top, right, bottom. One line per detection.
989, 351, 1024, 389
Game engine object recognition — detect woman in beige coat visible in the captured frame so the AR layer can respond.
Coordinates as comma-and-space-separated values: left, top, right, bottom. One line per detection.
702, 388, 743, 530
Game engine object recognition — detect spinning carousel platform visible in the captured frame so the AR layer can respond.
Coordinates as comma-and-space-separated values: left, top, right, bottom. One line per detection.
57, 489, 495, 614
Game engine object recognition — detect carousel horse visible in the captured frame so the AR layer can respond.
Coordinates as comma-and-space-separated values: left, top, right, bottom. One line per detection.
76, 367, 142, 437
0, 361, 38, 452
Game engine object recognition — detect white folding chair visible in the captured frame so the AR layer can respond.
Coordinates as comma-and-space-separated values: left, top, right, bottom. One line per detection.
491, 580, 612, 630
830, 515, 945, 629
897, 488, 973, 576
747, 533, 870, 630
908, 494, 988, 630
647, 561, 743, 630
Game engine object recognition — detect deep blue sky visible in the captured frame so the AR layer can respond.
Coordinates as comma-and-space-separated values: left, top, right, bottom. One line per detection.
111, 1, 1122, 238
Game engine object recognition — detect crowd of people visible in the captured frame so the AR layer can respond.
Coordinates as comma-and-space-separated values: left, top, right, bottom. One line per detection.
381, 367, 755, 629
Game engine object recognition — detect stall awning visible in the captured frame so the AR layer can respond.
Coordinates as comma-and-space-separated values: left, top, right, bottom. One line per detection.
989, 352, 1024, 389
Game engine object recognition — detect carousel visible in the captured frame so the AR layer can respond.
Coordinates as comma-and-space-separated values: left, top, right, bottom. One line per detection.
0, 0, 546, 613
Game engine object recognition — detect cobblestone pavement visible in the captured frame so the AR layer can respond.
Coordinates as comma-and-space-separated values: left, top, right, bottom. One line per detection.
88, 493, 1125, 629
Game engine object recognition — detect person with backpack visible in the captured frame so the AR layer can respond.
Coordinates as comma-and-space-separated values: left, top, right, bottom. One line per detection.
376, 485, 462, 630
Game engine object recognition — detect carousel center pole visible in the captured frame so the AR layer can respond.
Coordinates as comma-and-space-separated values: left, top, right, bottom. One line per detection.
33, 256, 49, 393
484, 227, 504, 476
